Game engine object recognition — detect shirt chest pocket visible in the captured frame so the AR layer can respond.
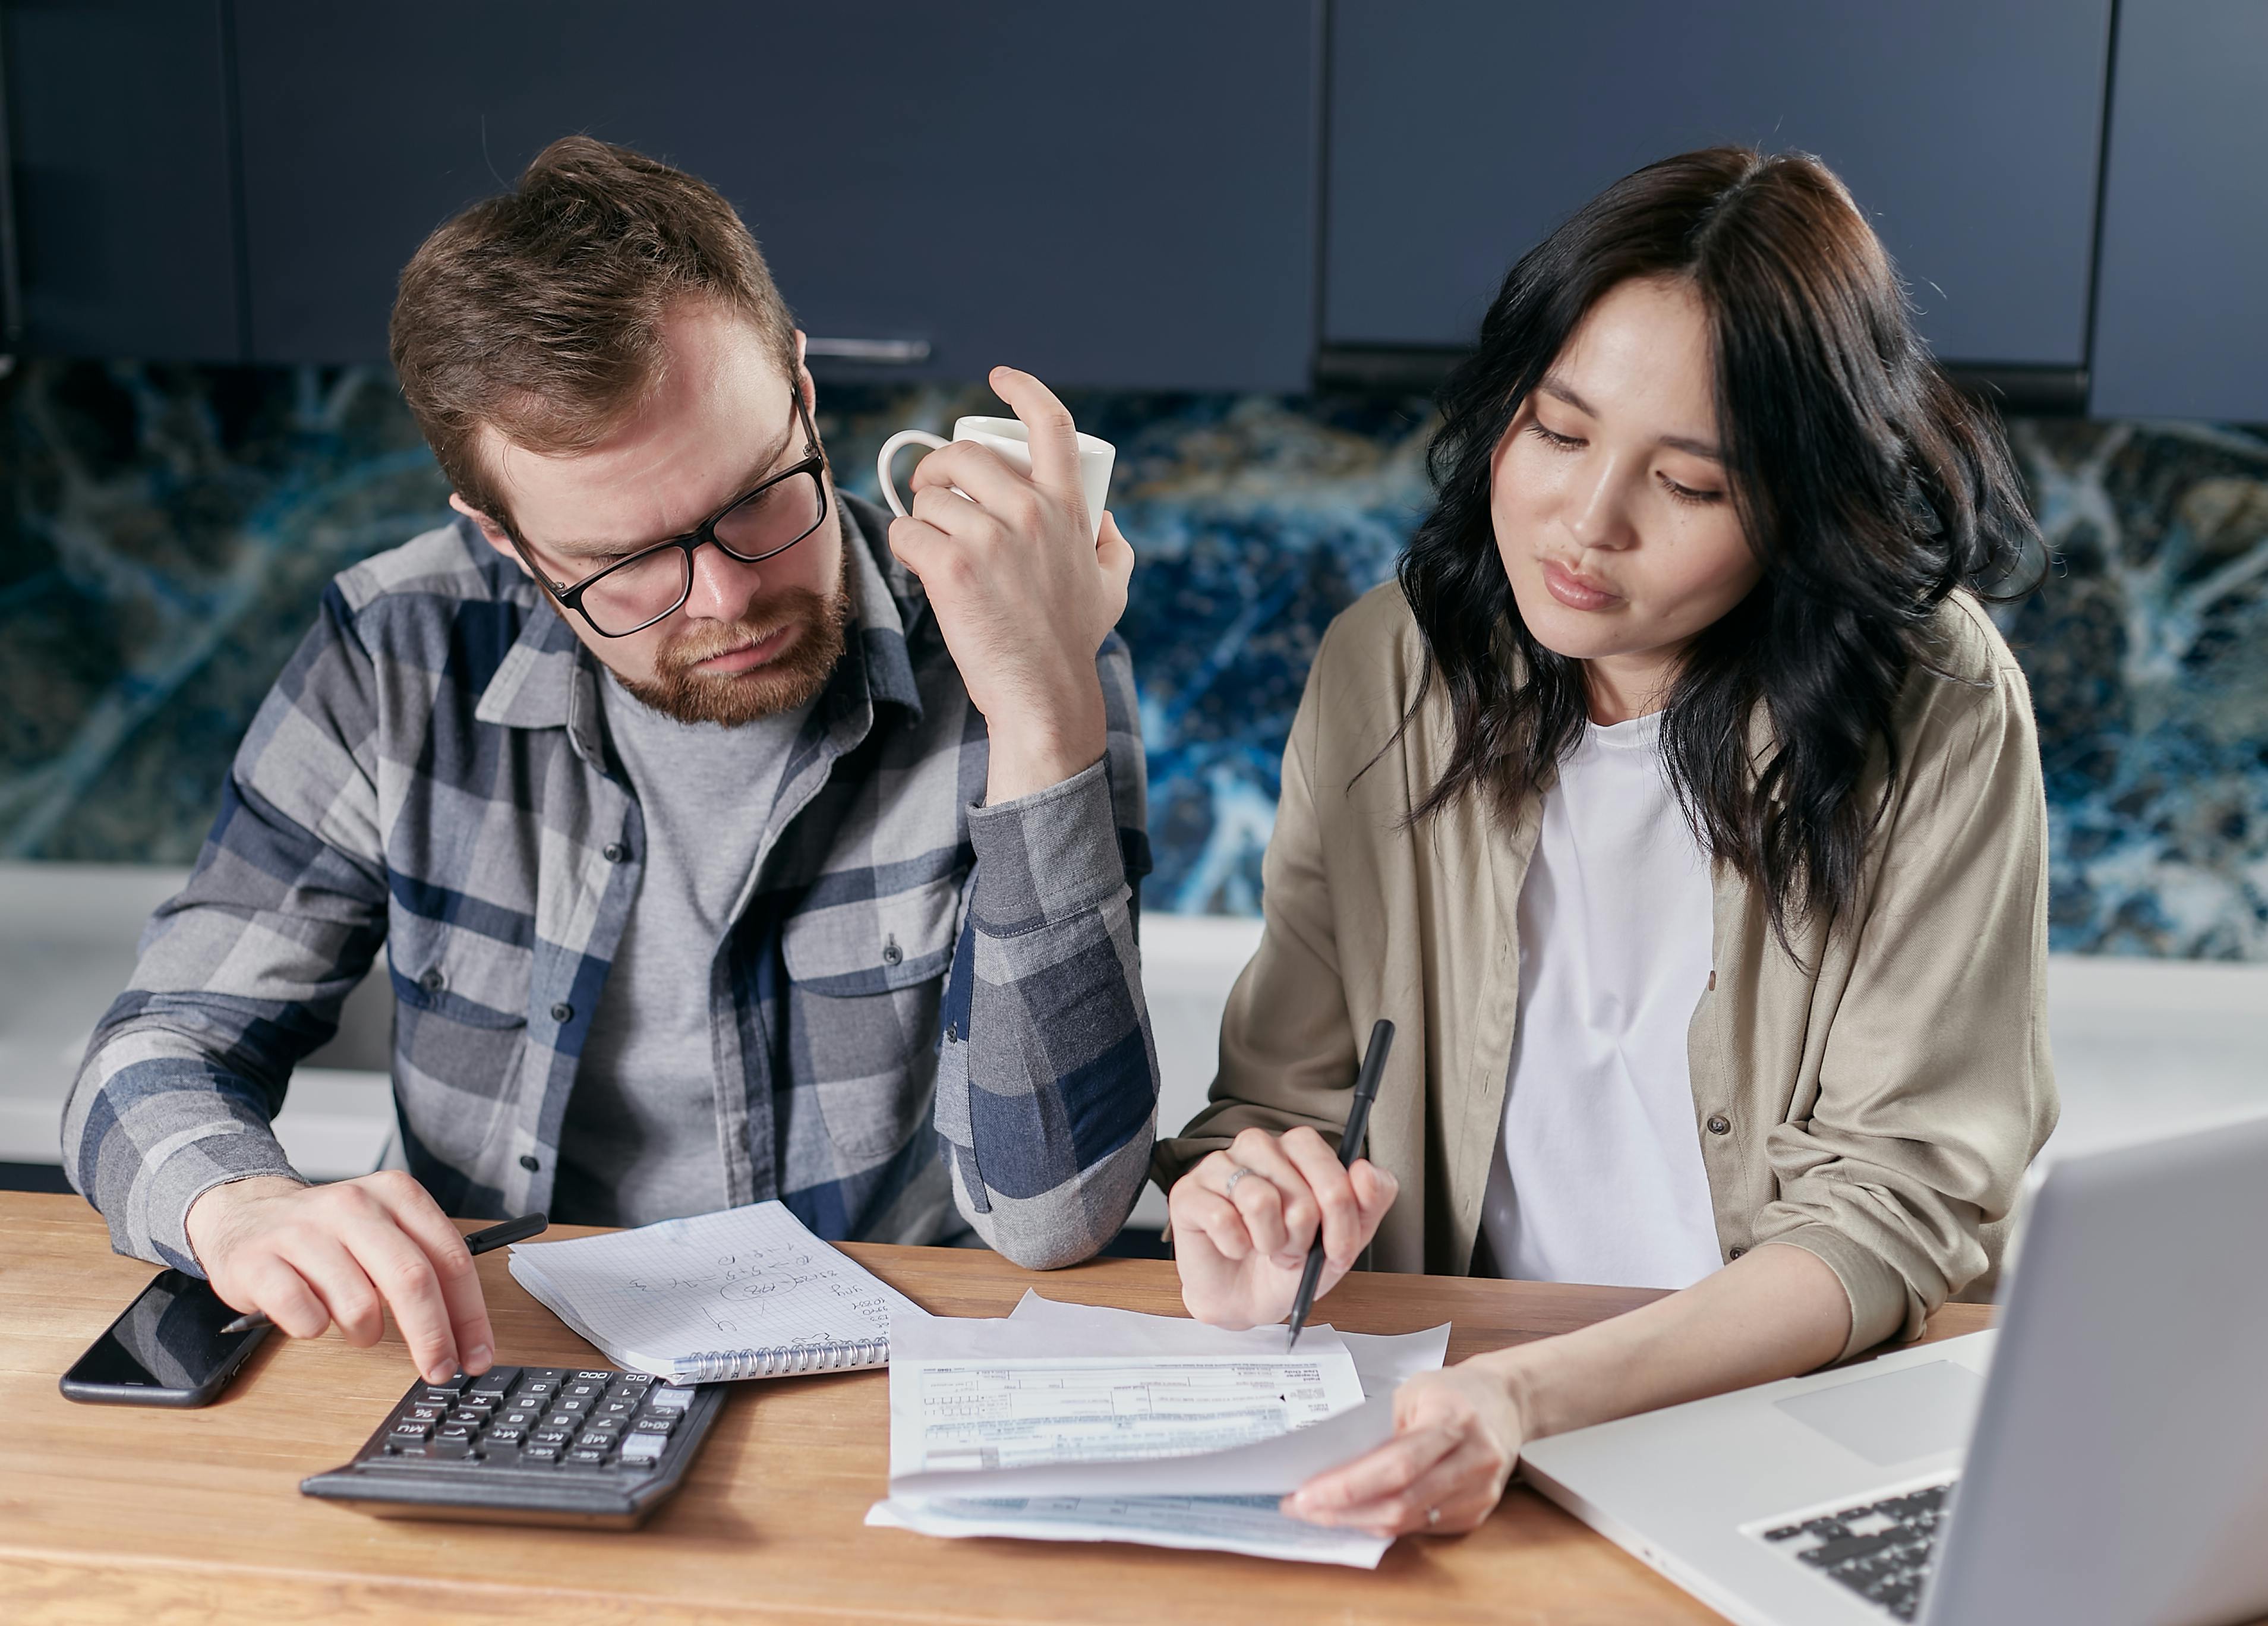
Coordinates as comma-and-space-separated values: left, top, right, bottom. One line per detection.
384, 909, 532, 1164
780, 875, 963, 1160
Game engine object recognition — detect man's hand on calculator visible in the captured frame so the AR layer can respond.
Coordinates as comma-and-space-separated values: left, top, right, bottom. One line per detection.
185, 1171, 496, 1384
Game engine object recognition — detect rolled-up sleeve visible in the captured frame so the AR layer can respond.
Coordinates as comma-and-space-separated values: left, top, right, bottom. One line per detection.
1755, 657, 2059, 1357
62, 585, 390, 1270
932, 631, 1157, 1268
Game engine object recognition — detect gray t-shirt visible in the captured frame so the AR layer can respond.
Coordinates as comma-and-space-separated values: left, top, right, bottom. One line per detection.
552, 671, 810, 1227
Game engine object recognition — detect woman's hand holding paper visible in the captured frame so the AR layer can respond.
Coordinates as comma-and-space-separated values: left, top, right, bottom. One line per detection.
1281, 1364, 1526, 1537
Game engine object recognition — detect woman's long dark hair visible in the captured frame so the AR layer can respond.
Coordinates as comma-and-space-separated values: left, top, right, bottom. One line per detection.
1399, 146, 2039, 944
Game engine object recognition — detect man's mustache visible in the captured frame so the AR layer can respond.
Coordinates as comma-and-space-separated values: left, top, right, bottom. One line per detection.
655, 591, 827, 673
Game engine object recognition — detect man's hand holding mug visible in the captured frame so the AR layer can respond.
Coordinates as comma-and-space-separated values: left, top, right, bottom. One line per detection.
878, 365, 1130, 804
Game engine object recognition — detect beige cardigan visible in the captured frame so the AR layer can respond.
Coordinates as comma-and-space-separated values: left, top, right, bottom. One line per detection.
1153, 584, 2057, 1359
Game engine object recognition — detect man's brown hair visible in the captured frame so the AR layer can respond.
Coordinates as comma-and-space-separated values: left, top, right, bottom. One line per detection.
391, 135, 800, 530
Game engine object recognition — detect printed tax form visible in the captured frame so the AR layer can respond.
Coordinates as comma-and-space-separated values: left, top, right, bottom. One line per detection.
867, 1294, 1450, 1567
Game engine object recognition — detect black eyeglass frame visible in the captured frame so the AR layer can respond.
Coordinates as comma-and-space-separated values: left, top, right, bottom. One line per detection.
507, 389, 831, 639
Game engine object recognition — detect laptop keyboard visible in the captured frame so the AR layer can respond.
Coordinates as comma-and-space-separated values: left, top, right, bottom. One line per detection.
1752, 1476, 1955, 1622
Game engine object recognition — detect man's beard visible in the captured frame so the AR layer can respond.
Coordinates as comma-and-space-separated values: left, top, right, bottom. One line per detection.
616, 563, 851, 727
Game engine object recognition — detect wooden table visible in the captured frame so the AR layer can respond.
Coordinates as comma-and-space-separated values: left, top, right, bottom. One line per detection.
0, 1192, 1987, 1625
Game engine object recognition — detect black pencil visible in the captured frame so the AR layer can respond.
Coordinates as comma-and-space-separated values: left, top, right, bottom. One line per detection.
216, 1210, 550, 1337
1285, 1019, 1395, 1350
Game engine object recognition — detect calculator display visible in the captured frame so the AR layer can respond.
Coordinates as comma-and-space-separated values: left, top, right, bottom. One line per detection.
64, 1268, 262, 1399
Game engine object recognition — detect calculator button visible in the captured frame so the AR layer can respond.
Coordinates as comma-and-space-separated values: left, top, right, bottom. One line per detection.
575, 1429, 618, 1452
648, 1386, 693, 1410
633, 1412, 680, 1434
403, 1403, 444, 1422
523, 1367, 567, 1384
619, 1433, 666, 1464
436, 1422, 479, 1441
522, 1444, 561, 1463
564, 1447, 611, 1467
486, 1425, 527, 1445
555, 1394, 592, 1412
418, 1388, 463, 1408
425, 1436, 472, 1460
428, 1372, 472, 1392
574, 1371, 613, 1382
564, 1380, 604, 1400
468, 1367, 517, 1396
597, 1398, 639, 1419
390, 1420, 433, 1440
530, 1426, 574, 1445
498, 1408, 541, 1428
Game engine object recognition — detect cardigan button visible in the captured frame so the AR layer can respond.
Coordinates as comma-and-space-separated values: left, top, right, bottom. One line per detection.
550, 1001, 575, 1023
603, 841, 629, 863
1706, 1114, 1732, 1136
1706, 969, 1717, 991
519, 1154, 540, 1172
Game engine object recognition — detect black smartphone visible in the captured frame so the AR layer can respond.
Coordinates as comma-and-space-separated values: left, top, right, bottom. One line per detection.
59, 1268, 270, 1407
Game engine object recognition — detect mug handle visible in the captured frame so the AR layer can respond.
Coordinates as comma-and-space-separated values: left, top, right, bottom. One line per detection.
876, 430, 950, 519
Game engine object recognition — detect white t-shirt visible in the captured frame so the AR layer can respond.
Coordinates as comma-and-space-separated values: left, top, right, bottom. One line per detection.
1477, 709, 1724, 1290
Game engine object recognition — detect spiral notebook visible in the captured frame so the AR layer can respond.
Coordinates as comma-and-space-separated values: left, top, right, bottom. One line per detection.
507, 1200, 930, 1383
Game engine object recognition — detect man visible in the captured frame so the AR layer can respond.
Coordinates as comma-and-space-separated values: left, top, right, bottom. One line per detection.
62, 137, 1157, 1385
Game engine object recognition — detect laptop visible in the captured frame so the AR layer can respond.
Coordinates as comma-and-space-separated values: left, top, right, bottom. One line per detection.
1519, 1111, 2268, 1626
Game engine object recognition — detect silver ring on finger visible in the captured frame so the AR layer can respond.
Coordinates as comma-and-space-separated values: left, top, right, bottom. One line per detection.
1427, 1505, 1442, 1528
1223, 1164, 1260, 1200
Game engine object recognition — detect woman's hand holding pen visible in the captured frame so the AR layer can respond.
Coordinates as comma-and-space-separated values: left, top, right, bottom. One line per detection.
1282, 1363, 1526, 1537
1168, 1126, 1398, 1331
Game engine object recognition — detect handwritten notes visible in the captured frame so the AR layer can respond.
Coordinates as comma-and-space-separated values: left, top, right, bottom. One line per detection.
509, 1202, 928, 1381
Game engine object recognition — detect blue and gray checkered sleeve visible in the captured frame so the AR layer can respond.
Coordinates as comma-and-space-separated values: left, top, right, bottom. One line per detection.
61, 586, 389, 1270
932, 630, 1159, 1268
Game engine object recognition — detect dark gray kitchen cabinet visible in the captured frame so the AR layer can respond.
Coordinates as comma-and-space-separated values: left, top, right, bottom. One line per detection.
2089, 1, 2268, 422
3, 0, 242, 360
1323, 1, 2112, 380
231, 1, 1323, 390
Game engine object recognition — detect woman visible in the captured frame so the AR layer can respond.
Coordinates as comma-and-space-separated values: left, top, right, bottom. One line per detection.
1153, 146, 2056, 1537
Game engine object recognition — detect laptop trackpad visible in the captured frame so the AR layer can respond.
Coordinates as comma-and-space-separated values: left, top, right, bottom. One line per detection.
1774, 1361, 1985, 1467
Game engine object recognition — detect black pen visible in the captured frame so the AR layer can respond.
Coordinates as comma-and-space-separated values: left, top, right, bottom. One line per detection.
1285, 1019, 1395, 1351
216, 1210, 550, 1336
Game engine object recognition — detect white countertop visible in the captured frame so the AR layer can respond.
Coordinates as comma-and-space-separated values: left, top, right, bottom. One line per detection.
5, 864, 2265, 1227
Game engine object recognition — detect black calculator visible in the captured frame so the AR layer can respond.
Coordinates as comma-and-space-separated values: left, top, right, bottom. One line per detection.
301, 1364, 727, 1528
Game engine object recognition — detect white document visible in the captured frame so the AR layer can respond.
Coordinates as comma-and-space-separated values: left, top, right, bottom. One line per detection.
870, 1297, 1452, 1567
885, 1308, 1367, 1486
865, 1491, 1394, 1568
508, 1200, 929, 1382
999, 1293, 1451, 1402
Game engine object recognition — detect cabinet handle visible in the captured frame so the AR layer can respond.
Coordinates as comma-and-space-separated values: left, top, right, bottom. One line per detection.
805, 337, 931, 364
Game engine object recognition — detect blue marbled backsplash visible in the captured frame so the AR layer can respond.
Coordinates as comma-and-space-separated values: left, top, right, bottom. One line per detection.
4, 361, 2264, 957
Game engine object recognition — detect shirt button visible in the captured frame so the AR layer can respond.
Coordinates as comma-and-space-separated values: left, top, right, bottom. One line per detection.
945, 1022, 959, 1044
550, 1001, 574, 1023
519, 1154, 540, 1173
603, 842, 628, 863
419, 967, 445, 994
882, 936, 903, 967
1706, 1114, 1732, 1136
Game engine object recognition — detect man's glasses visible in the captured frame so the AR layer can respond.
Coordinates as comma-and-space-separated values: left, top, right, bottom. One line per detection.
511, 389, 831, 638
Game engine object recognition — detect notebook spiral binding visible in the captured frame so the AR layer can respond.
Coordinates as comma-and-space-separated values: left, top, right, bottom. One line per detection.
677, 1336, 891, 1383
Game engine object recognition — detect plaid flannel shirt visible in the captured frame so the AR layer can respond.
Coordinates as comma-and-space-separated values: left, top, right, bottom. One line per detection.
64, 496, 1158, 1270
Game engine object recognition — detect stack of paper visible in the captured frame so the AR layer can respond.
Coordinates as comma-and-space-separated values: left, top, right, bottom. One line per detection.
867, 1294, 1450, 1567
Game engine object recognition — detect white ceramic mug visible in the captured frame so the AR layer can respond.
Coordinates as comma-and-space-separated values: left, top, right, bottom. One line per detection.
876, 415, 1116, 541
